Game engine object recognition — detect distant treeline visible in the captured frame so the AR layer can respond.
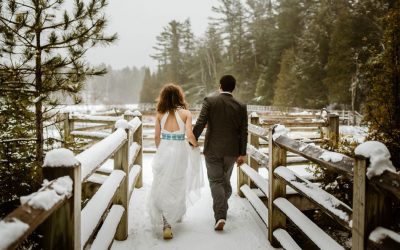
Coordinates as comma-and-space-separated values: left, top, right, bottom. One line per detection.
83, 65, 145, 104
140, 0, 390, 111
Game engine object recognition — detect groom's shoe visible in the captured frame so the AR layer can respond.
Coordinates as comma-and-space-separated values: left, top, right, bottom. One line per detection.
214, 219, 226, 231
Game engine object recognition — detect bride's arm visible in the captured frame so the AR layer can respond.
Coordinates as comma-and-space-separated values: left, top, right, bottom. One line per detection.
185, 111, 198, 147
155, 113, 161, 148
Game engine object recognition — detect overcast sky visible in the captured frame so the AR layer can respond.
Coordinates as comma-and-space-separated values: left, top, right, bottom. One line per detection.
85, 0, 215, 70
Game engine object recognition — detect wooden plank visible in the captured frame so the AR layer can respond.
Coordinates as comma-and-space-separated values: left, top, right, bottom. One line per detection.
81, 170, 125, 248
114, 131, 129, 241
1, 178, 73, 250
71, 131, 109, 140
247, 144, 269, 167
352, 156, 391, 250
42, 162, 81, 250
240, 164, 269, 197
274, 167, 352, 230
268, 127, 287, 247
240, 185, 268, 226
133, 115, 143, 188
74, 124, 113, 132
248, 123, 268, 141
327, 114, 339, 149
273, 228, 302, 250
274, 198, 344, 250
274, 135, 353, 176
128, 165, 141, 201
90, 205, 125, 250
370, 170, 400, 200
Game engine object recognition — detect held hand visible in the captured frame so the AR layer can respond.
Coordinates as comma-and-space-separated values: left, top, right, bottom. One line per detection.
236, 155, 246, 166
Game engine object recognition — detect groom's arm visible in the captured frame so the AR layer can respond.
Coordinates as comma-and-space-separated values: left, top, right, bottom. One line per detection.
193, 97, 210, 140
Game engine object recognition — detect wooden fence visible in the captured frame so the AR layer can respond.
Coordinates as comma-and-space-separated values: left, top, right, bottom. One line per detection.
0, 111, 143, 250
238, 117, 400, 249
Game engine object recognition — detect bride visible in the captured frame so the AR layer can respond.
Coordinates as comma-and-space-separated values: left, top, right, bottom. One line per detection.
148, 83, 204, 240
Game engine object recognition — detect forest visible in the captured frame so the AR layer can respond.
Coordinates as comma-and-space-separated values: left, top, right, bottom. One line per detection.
140, 0, 391, 111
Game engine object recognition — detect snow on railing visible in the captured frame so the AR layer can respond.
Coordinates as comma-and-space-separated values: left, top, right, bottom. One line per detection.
238, 115, 400, 249
0, 110, 144, 249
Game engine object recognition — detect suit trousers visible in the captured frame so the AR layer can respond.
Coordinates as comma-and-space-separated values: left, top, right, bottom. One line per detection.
205, 152, 236, 221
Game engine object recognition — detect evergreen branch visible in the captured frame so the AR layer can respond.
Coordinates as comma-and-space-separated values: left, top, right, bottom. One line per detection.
0, 17, 35, 46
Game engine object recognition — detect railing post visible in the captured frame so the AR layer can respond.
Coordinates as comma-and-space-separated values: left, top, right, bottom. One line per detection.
237, 153, 248, 198
124, 110, 134, 146
133, 110, 143, 188
114, 127, 129, 241
42, 149, 81, 250
248, 113, 260, 188
268, 126, 287, 247
352, 155, 390, 250
62, 112, 73, 147
327, 114, 339, 149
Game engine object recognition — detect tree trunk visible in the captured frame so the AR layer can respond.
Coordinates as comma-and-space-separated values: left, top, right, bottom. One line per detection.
35, 26, 43, 172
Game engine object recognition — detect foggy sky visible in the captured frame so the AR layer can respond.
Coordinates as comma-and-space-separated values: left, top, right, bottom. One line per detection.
86, 0, 215, 70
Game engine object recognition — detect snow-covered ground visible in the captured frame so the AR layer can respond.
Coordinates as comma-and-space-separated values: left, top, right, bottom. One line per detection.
111, 154, 276, 250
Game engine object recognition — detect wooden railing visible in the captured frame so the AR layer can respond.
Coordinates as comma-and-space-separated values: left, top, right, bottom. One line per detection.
0, 111, 143, 250
237, 120, 400, 249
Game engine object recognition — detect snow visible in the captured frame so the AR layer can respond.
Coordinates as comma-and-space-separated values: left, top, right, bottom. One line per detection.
274, 198, 344, 250
319, 151, 344, 163
0, 218, 29, 250
355, 141, 397, 179
44, 148, 79, 167
72, 114, 122, 122
124, 110, 134, 116
77, 128, 127, 181
299, 143, 315, 152
240, 164, 268, 196
273, 229, 301, 250
20, 176, 73, 210
70, 131, 110, 139
369, 226, 400, 244
246, 144, 269, 167
129, 143, 141, 166
129, 165, 141, 189
274, 167, 351, 223
272, 124, 289, 140
128, 117, 142, 132
111, 154, 274, 250
250, 112, 259, 118
339, 126, 368, 143
115, 119, 132, 130
98, 159, 114, 174
87, 173, 108, 184
132, 110, 142, 116
81, 170, 126, 247
91, 205, 125, 250
240, 185, 268, 226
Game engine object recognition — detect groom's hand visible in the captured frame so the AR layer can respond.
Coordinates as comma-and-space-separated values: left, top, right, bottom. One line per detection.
236, 155, 246, 166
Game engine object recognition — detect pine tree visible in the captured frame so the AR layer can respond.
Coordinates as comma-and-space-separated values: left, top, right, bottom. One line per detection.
363, 0, 400, 168
273, 48, 298, 107
0, 0, 117, 167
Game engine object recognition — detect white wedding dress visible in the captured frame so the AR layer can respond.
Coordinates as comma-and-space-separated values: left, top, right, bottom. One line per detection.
148, 110, 204, 233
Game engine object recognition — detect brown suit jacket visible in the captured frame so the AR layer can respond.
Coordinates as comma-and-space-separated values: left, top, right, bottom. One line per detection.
193, 93, 248, 157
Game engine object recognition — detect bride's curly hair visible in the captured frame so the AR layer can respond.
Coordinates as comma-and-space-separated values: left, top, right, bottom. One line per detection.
156, 83, 188, 113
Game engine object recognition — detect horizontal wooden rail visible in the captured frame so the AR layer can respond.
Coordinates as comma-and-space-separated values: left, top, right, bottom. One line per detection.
369, 170, 400, 200
274, 135, 353, 177
0, 176, 74, 250
274, 166, 352, 230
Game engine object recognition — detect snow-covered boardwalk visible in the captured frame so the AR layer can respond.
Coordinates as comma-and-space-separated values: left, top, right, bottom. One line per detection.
111, 154, 275, 250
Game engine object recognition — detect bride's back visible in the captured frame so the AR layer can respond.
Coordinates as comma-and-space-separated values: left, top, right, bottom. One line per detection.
161, 109, 187, 133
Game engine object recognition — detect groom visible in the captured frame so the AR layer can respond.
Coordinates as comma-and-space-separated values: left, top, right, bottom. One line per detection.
193, 75, 248, 231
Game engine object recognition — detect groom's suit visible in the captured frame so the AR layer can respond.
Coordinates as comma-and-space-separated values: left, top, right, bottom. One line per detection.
193, 92, 248, 221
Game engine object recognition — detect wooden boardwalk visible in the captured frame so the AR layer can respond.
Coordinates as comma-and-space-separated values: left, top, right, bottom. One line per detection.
111, 154, 275, 250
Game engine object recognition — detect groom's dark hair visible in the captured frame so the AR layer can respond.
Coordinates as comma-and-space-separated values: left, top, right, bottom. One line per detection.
220, 75, 236, 92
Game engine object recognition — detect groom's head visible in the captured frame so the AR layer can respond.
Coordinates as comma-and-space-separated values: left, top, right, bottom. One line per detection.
219, 75, 236, 93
